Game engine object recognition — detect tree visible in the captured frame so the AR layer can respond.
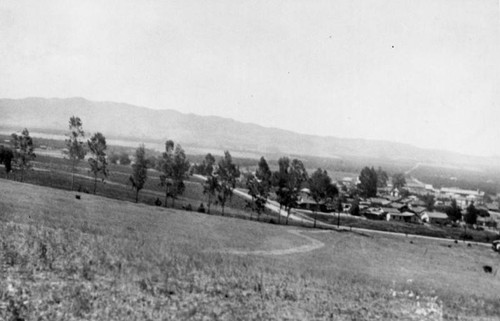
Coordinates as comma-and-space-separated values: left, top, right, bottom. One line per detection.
0, 145, 14, 174
465, 202, 478, 225
421, 194, 435, 211
215, 151, 240, 215
392, 173, 407, 190
130, 145, 148, 203
65, 116, 87, 190
158, 140, 175, 207
11, 128, 36, 182
350, 197, 360, 216
203, 175, 218, 214
87, 132, 108, 194
357, 167, 378, 198
119, 152, 131, 165
376, 167, 389, 188
170, 144, 190, 208
199, 153, 216, 176
109, 153, 120, 165
446, 199, 462, 222
246, 157, 272, 220
309, 168, 338, 227
273, 158, 308, 225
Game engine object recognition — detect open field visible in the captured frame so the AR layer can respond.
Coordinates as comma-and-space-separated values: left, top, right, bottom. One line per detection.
2, 179, 500, 320
0, 153, 268, 222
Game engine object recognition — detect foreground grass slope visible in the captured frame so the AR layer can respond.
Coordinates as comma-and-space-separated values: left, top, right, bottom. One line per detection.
1, 179, 500, 320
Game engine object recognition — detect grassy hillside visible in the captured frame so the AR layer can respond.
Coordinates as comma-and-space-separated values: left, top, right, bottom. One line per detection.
1, 179, 500, 320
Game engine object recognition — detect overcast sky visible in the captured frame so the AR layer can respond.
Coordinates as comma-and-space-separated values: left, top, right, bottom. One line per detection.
1, 0, 499, 156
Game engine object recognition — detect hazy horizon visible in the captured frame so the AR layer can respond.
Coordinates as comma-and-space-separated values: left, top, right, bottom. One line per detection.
1, 0, 499, 157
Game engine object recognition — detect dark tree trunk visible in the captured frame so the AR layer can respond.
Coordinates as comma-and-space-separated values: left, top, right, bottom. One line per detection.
135, 189, 139, 203
71, 162, 75, 191
164, 187, 168, 208
93, 175, 97, 194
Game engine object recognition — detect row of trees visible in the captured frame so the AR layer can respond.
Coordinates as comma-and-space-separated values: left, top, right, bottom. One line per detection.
65, 117, 190, 203
196, 154, 341, 226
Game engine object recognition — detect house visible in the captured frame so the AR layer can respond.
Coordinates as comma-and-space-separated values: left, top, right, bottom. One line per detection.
422, 211, 449, 225
387, 211, 420, 223
382, 207, 402, 218
297, 190, 331, 212
409, 206, 427, 215
390, 202, 407, 211
363, 207, 386, 220
410, 199, 427, 208
368, 197, 391, 207
486, 202, 499, 212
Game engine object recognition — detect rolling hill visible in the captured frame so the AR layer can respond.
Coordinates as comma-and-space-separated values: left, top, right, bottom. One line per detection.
1, 97, 497, 168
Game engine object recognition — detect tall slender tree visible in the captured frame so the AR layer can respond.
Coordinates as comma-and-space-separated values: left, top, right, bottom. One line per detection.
203, 175, 218, 214
246, 156, 273, 220
272, 157, 291, 224
130, 144, 148, 203
286, 159, 309, 224
170, 144, 190, 208
158, 140, 175, 207
11, 128, 36, 182
65, 116, 87, 190
215, 151, 240, 215
87, 132, 108, 194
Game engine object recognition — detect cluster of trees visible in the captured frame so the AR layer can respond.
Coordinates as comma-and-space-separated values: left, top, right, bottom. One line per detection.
198, 152, 240, 215
109, 152, 131, 165
196, 154, 339, 226
0, 129, 37, 181
65, 116, 108, 194
357, 166, 406, 198
128, 139, 191, 205
0, 129, 36, 181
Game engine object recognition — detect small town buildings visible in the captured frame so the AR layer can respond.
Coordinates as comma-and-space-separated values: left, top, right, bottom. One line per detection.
438, 187, 485, 206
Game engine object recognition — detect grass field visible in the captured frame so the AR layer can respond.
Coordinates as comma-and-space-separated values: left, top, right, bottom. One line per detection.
0, 154, 268, 223
2, 179, 500, 320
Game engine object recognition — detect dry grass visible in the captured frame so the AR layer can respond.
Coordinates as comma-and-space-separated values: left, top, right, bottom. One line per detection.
1, 179, 500, 320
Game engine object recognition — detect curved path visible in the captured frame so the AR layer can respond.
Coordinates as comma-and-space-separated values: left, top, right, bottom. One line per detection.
218, 229, 328, 256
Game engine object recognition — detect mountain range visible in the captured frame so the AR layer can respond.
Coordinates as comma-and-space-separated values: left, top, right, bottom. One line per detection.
0, 97, 497, 169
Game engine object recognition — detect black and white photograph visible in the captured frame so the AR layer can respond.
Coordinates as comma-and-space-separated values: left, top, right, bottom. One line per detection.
1, 0, 499, 320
